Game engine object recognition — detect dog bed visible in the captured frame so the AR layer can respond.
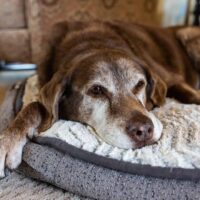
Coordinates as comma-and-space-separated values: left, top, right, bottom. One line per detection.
1, 76, 200, 200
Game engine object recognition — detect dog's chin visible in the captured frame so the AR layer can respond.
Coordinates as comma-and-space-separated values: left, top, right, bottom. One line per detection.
102, 136, 157, 150
91, 112, 163, 150
95, 128, 135, 149
103, 139, 134, 150
96, 118, 163, 150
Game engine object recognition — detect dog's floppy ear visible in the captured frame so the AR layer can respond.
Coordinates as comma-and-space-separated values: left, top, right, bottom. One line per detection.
36, 21, 86, 130
38, 69, 71, 131
176, 27, 200, 71
144, 66, 167, 109
135, 58, 167, 109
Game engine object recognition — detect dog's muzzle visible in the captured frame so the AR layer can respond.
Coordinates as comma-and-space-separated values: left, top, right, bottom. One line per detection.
126, 111, 154, 148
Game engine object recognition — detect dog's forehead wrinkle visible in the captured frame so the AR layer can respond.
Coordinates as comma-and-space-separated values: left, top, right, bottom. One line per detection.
115, 58, 146, 86
85, 59, 146, 95
87, 61, 116, 92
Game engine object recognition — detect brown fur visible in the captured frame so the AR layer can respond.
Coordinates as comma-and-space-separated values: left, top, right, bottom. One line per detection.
37, 21, 200, 130
1, 21, 200, 176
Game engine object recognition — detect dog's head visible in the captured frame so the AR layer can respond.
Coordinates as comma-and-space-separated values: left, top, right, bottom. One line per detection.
39, 22, 167, 149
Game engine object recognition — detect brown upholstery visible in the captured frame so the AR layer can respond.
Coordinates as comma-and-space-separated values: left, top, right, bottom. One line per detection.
0, 0, 162, 64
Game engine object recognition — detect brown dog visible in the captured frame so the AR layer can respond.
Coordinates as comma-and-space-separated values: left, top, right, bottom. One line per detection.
0, 21, 200, 178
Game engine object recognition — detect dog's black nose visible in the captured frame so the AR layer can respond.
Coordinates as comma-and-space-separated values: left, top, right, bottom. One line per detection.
126, 111, 154, 143
126, 122, 153, 142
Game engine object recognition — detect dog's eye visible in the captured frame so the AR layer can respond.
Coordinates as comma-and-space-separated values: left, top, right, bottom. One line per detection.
88, 85, 106, 96
133, 80, 145, 94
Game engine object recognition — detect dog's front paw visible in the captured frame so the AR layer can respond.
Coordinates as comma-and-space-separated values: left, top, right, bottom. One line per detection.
0, 129, 27, 178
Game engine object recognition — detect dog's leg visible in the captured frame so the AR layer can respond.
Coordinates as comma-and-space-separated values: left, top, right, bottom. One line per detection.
167, 82, 200, 104
0, 102, 46, 178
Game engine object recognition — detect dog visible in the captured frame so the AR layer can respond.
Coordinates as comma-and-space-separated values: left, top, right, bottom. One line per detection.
0, 21, 200, 178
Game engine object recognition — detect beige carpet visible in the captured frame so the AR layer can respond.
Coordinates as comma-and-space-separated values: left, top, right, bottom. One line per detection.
0, 171, 90, 200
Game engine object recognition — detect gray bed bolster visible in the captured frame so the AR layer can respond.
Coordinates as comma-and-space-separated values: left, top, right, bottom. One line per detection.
19, 142, 200, 200
35, 136, 200, 181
